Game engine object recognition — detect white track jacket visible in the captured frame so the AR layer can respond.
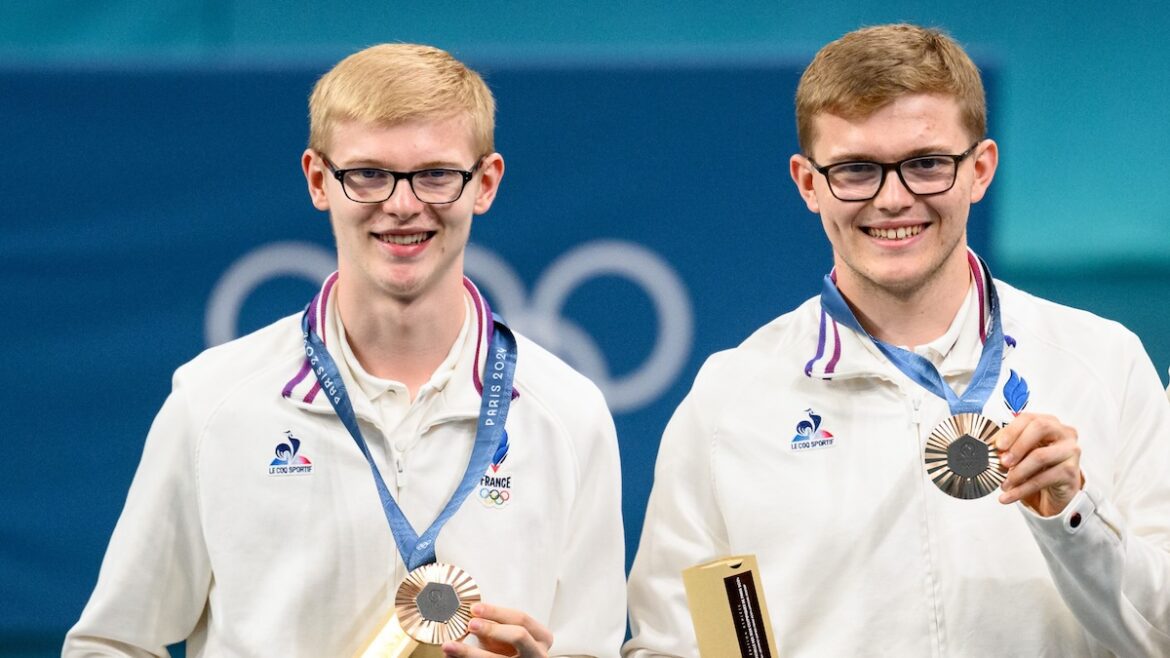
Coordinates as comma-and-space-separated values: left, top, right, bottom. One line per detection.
66, 275, 626, 657
626, 266, 1170, 657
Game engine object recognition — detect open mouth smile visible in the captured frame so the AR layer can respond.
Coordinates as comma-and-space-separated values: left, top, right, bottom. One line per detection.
376, 231, 435, 245
865, 225, 924, 241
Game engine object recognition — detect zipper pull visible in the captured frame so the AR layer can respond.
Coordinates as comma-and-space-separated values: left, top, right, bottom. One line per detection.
910, 396, 923, 428
395, 455, 407, 489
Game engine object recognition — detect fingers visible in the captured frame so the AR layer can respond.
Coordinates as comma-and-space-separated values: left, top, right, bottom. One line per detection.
995, 413, 1070, 468
994, 413, 1083, 514
471, 602, 554, 651
994, 412, 1043, 459
441, 603, 552, 658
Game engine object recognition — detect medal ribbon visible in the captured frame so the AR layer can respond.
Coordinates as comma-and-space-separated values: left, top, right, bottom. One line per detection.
300, 293, 518, 571
819, 256, 1004, 415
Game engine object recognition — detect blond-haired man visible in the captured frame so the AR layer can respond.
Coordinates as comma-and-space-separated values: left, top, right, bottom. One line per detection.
65, 44, 625, 657
625, 24, 1170, 656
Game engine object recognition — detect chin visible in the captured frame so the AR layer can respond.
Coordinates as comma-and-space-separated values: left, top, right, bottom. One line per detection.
364, 272, 423, 299
856, 262, 931, 295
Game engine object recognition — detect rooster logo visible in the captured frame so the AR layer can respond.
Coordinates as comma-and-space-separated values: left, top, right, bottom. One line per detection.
271, 432, 312, 466
793, 409, 834, 444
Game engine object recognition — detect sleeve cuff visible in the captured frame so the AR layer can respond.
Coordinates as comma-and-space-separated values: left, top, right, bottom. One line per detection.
1019, 482, 1124, 543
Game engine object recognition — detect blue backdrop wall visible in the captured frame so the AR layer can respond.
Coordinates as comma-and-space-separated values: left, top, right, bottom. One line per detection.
1, 57, 996, 638
4, 58, 990, 644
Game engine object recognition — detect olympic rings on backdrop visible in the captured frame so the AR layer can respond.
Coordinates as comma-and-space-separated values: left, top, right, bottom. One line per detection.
206, 240, 693, 413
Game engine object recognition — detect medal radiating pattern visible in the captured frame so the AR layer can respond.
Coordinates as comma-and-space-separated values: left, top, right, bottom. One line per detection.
395, 562, 480, 644
924, 413, 1007, 499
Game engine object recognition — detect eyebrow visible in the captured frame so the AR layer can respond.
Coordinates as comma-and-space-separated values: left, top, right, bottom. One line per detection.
334, 158, 465, 170
819, 145, 959, 164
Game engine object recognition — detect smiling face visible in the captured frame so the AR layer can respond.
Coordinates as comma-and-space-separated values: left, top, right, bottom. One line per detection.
790, 93, 997, 302
302, 115, 503, 306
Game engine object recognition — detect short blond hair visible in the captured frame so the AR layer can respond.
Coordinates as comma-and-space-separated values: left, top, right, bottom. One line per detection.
795, 24, 986, 153
308, 43, 495, 155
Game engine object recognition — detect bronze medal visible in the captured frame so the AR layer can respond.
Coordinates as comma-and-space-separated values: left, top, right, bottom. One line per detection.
394, 562, 481, 645
924, 413, 1007, 499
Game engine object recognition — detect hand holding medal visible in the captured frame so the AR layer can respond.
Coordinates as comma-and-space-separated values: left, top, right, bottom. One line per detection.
362, 575, 554, 658
822, 255, 1039, 502
994, 412, 1084, 515
440, 602, 554, 658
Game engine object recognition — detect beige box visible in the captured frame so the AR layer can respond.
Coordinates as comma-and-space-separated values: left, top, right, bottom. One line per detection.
355, 611, 418, 658
682, 554, 778, 658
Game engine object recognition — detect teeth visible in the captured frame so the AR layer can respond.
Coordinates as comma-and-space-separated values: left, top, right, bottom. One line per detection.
379, 233, 429, 245
867, 225, 923, 240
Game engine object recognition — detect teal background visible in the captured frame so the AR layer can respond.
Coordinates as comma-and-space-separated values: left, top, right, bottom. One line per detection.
4, 2, 1168, 654
5, 1, 1170, 272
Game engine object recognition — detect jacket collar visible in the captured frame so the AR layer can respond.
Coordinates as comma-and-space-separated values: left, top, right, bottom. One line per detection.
280, 273, 516, 424
804, 249, 1016, 382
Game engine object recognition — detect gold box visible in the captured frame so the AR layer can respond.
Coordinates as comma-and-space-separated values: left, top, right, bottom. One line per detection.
682, 554, 778, 658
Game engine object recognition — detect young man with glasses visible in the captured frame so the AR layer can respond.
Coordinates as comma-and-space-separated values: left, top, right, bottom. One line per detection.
625, 24, 1170, 656
65, 44, 625, 657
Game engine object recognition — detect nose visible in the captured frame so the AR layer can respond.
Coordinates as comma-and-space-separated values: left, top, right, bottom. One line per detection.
380, 179, 424, 216
872, 167, 915, 212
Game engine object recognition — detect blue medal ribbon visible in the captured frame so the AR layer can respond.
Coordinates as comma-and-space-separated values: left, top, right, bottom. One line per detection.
819, 256, 1004, 415
300, 296, 518, 571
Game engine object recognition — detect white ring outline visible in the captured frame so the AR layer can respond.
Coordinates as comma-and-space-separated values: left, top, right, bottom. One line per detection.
204, 241, 335, 347
533, 240, 692, 412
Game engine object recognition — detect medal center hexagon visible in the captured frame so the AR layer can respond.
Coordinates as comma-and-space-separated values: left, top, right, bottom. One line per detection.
947, 434, 989, 478
416, 582, 461, 622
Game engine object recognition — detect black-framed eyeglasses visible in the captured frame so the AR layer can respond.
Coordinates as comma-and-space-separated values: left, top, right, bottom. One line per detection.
321, 155, 483, 204
807, 141, 982, 202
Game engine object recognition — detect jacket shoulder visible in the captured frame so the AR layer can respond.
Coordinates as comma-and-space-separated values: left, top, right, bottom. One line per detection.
998, 281, 1145, 359
511, 332, 614, 428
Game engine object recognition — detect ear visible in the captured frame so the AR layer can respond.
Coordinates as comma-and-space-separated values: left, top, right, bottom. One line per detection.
968, 139, 998, 204
789, 154, 822, 214
302, 149, 331, 211
472, 152, 505, 215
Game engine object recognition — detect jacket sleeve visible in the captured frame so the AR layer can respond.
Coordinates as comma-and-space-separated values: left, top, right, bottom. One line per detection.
63, 372, 212, 656
623, 375, 730, 658
1022, 334, 1170, 655
544, 389, 628, 657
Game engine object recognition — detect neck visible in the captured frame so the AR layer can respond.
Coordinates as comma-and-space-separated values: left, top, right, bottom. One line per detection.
838, 254, 971, 348
335, 278, 466, 398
